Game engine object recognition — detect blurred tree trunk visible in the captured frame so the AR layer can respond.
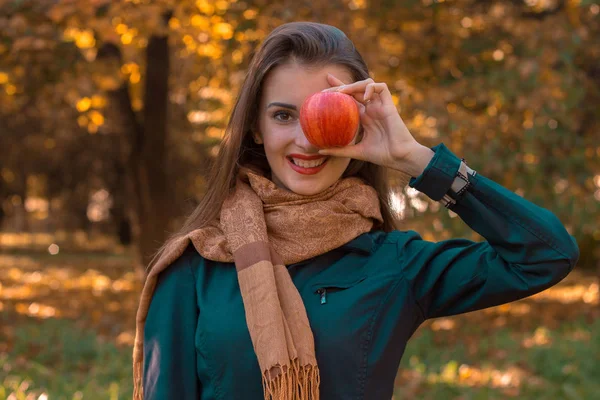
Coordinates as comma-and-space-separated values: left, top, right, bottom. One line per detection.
136, 32, 174, 270
98, 15, 174, 276
0, 191, 5, 230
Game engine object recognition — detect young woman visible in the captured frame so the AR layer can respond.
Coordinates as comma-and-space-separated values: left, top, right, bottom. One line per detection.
133, 21, 579, 400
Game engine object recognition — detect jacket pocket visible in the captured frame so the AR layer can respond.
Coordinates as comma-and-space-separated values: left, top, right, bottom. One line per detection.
311, 275, 367, 305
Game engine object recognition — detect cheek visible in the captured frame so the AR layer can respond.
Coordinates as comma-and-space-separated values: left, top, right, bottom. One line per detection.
263, 136, 285, 156
330, 157, 352, 174
263, 125, 295, 151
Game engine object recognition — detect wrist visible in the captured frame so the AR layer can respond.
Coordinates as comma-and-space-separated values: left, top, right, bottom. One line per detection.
390, 144, 435, 178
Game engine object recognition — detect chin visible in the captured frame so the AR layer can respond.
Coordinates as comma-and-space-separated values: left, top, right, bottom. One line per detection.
270, 161, 347, 195
285, 181, 330, 196
283, 179, 335, 196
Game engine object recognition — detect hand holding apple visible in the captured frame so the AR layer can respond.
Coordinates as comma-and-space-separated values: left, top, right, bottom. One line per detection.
299, 91, 360, 148
317, 74, 433, 177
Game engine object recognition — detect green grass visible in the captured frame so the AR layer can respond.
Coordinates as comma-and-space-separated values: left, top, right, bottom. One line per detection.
396, 317, 600, 399
0, 318, 132, 400
1, 247, 598, 399
2, 316, 599, 399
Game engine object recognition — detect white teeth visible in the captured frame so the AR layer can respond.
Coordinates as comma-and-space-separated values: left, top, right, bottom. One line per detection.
291, 157, 327, 168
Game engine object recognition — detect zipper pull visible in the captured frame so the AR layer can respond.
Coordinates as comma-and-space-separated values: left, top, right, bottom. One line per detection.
317, 288, 327, 305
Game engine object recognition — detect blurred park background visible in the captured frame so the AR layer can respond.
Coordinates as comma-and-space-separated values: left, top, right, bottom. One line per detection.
1, 0, 599, 398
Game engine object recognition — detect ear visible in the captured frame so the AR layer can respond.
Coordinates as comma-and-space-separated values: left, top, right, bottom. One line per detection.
252, 132, 263, 144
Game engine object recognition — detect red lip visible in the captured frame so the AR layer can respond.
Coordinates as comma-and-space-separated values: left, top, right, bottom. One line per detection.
288, 153, 327, 160
287, 157, 329, 175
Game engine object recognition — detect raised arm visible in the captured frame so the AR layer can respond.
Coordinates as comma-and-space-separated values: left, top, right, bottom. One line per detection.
143, 245, 201, 399
396, 143, 579, 320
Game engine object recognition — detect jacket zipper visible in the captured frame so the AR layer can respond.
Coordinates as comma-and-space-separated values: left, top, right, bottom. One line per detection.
316, 288, 327, 305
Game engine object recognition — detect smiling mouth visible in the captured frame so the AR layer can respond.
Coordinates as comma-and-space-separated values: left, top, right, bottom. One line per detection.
288, 156, 329, 168
286, 156, 329, 175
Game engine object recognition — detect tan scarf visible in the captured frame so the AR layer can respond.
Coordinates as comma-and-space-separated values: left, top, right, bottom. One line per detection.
133, 165, 383, 400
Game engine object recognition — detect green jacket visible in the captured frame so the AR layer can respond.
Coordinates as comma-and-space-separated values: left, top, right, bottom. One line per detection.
143, 143, 579, 400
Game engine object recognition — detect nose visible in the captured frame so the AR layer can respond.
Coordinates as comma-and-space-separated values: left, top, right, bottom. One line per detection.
294, 124, 320, 152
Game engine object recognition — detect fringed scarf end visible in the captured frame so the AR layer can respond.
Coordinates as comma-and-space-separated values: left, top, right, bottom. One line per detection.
261, 359, 320, 400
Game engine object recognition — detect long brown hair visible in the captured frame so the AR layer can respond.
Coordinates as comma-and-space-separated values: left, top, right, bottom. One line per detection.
149, 21, 403, 270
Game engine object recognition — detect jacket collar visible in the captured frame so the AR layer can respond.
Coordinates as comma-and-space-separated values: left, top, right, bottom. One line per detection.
340, 232, 374, 255
286, 232, 375, 269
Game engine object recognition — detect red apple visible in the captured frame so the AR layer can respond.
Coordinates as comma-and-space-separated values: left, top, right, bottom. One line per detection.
299, 91, 360, 148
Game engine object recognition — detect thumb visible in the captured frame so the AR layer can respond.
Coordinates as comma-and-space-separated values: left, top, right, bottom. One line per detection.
318, 144, 365, 161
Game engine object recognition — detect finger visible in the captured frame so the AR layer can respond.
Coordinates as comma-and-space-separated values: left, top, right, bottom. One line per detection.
321, 88, 367, 106
322, 76, 373, 94
336, 78, 374, 94
321, 73, 348, 92
318, 143, 366, 161
345, 90, 374, 106
354, 98, 366, 113
335, 79, 381, 105
364, 82, 393, 104
321, 85, 346, 93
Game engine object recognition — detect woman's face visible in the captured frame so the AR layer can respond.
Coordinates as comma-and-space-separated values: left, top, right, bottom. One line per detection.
255, 63, 359, 196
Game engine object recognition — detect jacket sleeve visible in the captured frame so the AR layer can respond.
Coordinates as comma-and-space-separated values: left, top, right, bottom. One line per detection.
397, 143, 580, 320
143, 245, 201, 399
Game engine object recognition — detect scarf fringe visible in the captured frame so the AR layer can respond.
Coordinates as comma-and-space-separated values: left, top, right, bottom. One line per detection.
134, 358, 319, 400
262, 359, 320, 400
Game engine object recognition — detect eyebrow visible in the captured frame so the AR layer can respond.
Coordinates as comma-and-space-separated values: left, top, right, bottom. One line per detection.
266, 102, 297, 110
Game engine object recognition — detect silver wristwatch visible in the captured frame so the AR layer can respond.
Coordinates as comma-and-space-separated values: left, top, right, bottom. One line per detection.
440, 159, 477, 208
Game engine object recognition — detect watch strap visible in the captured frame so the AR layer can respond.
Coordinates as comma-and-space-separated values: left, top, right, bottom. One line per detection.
440, 159, 476, 208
